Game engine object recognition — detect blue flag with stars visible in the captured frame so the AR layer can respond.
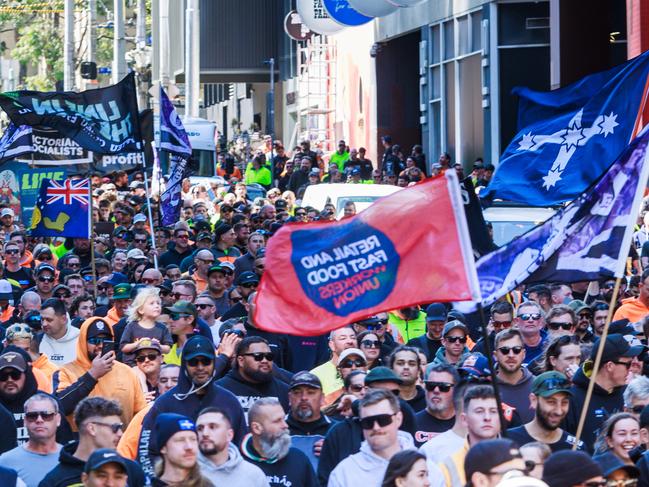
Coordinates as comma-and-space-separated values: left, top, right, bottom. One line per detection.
481, 50, 649, 206
30, 178, 90, 238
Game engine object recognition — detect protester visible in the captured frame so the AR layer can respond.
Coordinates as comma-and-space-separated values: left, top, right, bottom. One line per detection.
432, 321, 470, 367
414, 363, 458, 448
381, 450, 429, 487
463, 439, 529, 487
514, 302, 548, 364
39, 298, 80, 367
543, 336, 582, 380
39, 397, 146, 487
80, 449, 130, 487
593, 412, 640, 465
542, 450, 604, 487
311, 327, 357, 400
390, 346, 426, 412
519, 442, 552, 480
407, 303, 447, 362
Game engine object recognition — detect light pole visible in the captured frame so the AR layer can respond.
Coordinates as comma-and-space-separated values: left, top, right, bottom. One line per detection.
64, 0, 75, 90
264, 57, 275, 140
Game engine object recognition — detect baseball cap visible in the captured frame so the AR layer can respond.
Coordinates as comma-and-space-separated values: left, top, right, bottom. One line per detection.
165, 300, 196, 316
126, 248, 146, 260
457, 353, 491, 379
86, 319, 112, 339
591, 333, 644, 362
112, 283, 133, 300
426, 303, 447, 321
365, 366, 403, 385
155, 413, 196, 449
133, 338, 162, 354
236, 271, 260, 286
35, 263, 56, 276
0, 351, 27, 372
464, 439, 523, 486
593, 451, 639, 478
543, 451, 602, 487
531, 372, 572, 398
5, 324, 33, 341
337, 348, 366, 365
196, 232, 213, 242
289, 371, 322, 390
129, 180, 145, 190
112, 225, 128, 236
106, 272, 128, 286
133, 213, 147, 224
219, 261, 235, 274
207, 264, 232, 277
568, 299, 590, 314
183, 335, 216, 361
0, 208, 14, 218
84, 448, 128, 474
442, 320, 468, 337
0, 279, 13, 300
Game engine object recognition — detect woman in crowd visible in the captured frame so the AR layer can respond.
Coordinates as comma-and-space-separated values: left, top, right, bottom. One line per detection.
382, 450, 429, 487
543, 335, 583, 380
357, 330, 383, 369
594, 412, 641, 465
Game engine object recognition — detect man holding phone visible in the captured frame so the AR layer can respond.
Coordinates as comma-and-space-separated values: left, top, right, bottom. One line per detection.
54, 317, 147, 430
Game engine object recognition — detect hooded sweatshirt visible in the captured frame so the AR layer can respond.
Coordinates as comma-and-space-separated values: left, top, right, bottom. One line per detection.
215, 369, 289, 418
613, 296, 649, 323
563, 365, 625, 452
38, 440, 147, 487
198, 443, 269, 487
137, 335, 247, 478
53, 317, 147, 429
495, 367, 536, 423
39, 322, 80, 366
431, 346, 471, 368
328, 431, 415, 487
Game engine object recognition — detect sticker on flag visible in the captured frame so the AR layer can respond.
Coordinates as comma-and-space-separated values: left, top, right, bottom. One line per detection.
254, 171, 481, 336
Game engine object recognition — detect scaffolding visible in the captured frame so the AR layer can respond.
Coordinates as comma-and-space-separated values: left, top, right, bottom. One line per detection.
296, 35, 337, 153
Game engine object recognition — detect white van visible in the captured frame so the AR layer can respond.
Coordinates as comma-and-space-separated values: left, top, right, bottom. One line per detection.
301, 183, 402, 219
483, 205, 556, 246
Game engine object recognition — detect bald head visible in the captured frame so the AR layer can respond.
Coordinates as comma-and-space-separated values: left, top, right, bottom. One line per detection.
20, 291, 41, 311
141, 268, 162, 285
195, 249, 214, 261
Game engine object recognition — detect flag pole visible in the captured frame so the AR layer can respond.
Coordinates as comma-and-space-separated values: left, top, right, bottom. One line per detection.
477, 304, 508, 437
141, 157, 158, 270
572, 276, 622, 449
88, 179, 98, 300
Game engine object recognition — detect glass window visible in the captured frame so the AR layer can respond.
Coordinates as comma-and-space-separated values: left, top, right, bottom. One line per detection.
430, 25, 441, 64
471, 11, 483, 52
430, 66, 441, 100
443, 21, 455, 60
458, 16, 469, 56
444, 62, 456, 155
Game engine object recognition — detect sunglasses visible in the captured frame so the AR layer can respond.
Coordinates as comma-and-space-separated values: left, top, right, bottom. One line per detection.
242, 352, 274, 362
359, 413, 397, 430
578, 313, 593, 319
498, 346, 524, 355
295, 212, 306, 217
39, 253, 53, 260
0, 369, 22, 381
170, 313, 191, 320
82, 275, 93, 282
68, 263, 81, 268
187, 357, 213, 367
89, 421, 124, 434
444, 336, 467, 344
241, 282, 258, 289
492, 320, 512, 328
55, 292, 71, 299
518, 313, 542, 321
25, 410, 57, 422
38, 276, 55, 283
196, 303, 215, 309
424, 381, 454, 392
349, 384, 367, 393
537, 376, 572, 392
548, 322, 573, 331
613, 360, 633, 369
141, 278, 157, 285
87, 337, 110, 346
176, 234, 189, 240
134, 238, 148, 243
230, 297, 243, 304
135, 353, 160, 363
360, 339, 380, 348
632, 404, 645, 414
4, 249, 19, 255
339, 358, 366, 368
606, 481, 638, 487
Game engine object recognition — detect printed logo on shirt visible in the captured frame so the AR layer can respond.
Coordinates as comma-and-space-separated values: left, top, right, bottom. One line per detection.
267, 474, 293, 487
415, 430, 441, 444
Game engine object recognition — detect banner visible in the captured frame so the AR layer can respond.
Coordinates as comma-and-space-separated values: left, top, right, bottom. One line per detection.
30, 178, 90, 238
0, 123, 33, 163
16, 127, 92, 165
0, 73, 142, 154
458, 128, 649, 311
482, 50, 649, 206
159, 87, 192, 157
160, 154, 189, 226
255, 172, 481, 336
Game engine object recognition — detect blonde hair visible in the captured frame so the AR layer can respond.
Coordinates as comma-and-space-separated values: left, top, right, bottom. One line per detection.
127, 287, 161, 323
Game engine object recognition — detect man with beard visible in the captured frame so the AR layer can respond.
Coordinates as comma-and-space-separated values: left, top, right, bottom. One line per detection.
407, 304, 447, 362
159, 227, 194, 268
234, 232, 266, 278
414, 364, 458, 448
39, 397, 146, 487
54, 317, 146, 429
215, 336, 289, 417
506, 371, 584, 451
153, 413, 212, 487
241, 398, 318, 487
328, 389, 415, 487
286, 372, 335, 469
137, 335, 246, 478
197, 407, 269, 487
390, 346, 426, 412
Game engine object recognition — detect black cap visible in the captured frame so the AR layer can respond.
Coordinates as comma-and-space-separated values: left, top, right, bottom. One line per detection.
593, 451, 639, 478
35, 263, 56, 276
236, 271, 260, 286
289, 371, 322, 390
543, 451, 602, 487
465, 439, 522, 485
365, 366, 403, 385
84, 448, 128, 474
591, 333, 644, 362
208, 264, 233, 277
86, 319, 113, 339
183, 335, 216, 361
0, 351, 27, 372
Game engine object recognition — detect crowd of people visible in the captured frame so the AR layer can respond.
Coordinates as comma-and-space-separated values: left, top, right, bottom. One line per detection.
0, 135, 644, 487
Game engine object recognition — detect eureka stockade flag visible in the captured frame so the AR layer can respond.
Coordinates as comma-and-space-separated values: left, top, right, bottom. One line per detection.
255, 171, 481, 336
0, 73, 142, 154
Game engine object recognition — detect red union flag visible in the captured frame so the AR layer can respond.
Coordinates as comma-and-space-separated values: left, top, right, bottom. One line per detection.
254, 171, 481, 336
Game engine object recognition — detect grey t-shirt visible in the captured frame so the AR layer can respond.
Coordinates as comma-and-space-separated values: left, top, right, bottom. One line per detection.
0, 443, 62, 487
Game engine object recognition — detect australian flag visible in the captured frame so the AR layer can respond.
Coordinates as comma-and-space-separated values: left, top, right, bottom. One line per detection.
460, 128, 649, 311
30, 178, 90, 238
159, 86, 191, 226
482, 50, 649, 206
0, 123, 33, 163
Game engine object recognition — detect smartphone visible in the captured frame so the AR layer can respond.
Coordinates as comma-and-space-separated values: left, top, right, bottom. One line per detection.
102, 340, 115, 356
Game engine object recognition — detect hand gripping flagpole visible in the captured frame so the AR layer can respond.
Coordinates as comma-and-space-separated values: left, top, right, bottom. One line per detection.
572, 277, 621, 449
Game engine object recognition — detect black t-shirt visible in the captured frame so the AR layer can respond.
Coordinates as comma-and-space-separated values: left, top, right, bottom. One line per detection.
506, 425, 585, 452
405, 386, 427, 414
414, 409, 455, 448
3, 267, 34, 290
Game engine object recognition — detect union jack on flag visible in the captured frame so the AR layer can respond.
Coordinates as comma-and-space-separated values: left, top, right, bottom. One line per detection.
46, 179, 90, 206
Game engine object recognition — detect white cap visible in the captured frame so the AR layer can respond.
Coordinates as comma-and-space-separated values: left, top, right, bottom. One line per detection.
126, 248, 146, 260
337, 348, 366, 365
1, 208, 14, 218
133, 213, 147, 224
